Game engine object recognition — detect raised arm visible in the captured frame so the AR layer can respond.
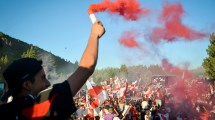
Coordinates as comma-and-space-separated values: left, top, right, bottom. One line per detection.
67, 20, 105, 96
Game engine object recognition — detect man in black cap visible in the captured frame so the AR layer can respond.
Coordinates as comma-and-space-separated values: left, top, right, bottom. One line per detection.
0, 20, 105, 120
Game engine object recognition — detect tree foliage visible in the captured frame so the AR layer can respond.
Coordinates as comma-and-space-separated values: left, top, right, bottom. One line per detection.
0, 55, 9, 81
91, 64, 168, 85
119, 64, 128, 78
21, 46, 37, 58
0, 55, 9, 65
91, 67, 119, 84
202, 33, 215, 82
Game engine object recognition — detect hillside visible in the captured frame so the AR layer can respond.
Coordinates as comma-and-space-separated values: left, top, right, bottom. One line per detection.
0, 32, 78, 83
0, 32, 206, 85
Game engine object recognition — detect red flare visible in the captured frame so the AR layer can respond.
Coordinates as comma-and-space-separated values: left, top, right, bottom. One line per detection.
88, 4, 99, 23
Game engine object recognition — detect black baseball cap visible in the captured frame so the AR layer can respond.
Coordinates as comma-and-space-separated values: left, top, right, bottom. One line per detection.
1, 58, 43, 101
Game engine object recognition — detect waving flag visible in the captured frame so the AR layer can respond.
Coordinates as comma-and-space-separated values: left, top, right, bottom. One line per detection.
86, 79, 108, 108
118, 82, 128, 98
143, 86, 153, 97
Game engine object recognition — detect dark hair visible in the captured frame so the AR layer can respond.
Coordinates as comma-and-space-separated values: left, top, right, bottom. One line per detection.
1, 58, 43, 101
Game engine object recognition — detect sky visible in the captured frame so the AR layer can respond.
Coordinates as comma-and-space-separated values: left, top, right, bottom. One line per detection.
0, 0, 215, 70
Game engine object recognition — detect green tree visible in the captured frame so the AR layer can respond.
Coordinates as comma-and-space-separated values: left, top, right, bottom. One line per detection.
74, 60, 79, 65
104, 68, 117, 80
91, 67, 118, 84
119, 64, 128, 78
202, 33, 215, 82
0, 32, 3, 37
0, 55, 9, 65
120, 64, 128, 73
21, 46, 37, 58
0, 55, 9, 82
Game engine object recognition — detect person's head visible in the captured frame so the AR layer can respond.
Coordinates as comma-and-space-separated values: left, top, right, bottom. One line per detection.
152, 105, 158, 110
113, 100, 118, 106
108, 107, 114, 113
104, 105, 113, 113
2, 58, 50, 100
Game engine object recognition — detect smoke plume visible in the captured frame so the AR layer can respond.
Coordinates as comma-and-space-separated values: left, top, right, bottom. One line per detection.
88, 0, 148, 21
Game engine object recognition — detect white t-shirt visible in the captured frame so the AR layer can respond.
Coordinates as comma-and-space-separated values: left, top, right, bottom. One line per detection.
141, 101, 148, 109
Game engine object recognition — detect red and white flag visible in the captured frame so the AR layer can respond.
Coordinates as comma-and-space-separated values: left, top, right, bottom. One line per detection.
143, 86, 153, 97
117, 82, 128, 98
104, 85, 111, 91
86, 79, 108, 108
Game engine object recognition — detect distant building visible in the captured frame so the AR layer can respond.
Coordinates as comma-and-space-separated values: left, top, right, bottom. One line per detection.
151, 75, 177, 87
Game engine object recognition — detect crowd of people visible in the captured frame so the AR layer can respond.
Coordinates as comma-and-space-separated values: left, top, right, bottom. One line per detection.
69, 76, 215, 120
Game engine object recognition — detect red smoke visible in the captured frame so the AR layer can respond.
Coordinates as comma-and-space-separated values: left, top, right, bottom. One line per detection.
161, 59, 211, 118
88, 0, 148, 21
119, 30, 140, 48
161, 59, 194, 79
150, 3, 208, 43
